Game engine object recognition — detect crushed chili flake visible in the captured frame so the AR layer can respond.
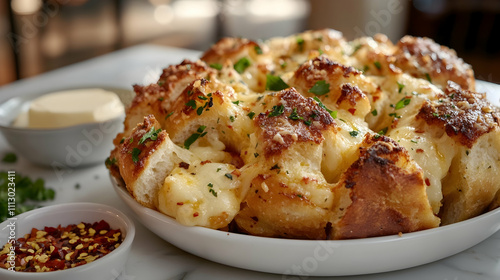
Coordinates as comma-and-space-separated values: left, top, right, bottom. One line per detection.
0, 220, 122, 272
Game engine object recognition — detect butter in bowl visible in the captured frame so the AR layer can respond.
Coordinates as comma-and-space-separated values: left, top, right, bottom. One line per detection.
0, 87, 132, 168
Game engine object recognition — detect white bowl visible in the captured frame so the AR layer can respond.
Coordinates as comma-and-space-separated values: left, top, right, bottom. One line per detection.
0, 87, 132, 168
0, 202, 135, 280
111, 175, 500, 276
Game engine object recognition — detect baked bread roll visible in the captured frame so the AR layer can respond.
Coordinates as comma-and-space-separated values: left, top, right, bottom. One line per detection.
107, 29, 500, 239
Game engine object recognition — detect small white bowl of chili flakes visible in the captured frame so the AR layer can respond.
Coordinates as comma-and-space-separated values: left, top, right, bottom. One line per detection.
0, 202, 135, 280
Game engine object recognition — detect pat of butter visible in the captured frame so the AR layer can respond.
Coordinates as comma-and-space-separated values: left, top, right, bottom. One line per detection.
26, 88, 124, 129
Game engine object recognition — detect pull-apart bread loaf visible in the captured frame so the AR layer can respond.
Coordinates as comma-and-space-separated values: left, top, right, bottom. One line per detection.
107, 29, 500, 239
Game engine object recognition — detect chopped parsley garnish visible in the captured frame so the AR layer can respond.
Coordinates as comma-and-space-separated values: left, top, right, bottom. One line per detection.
308, 80, 330, 96
394, 97, 411, 110
139, 127, 162, 144
196, 107, 204, 115
296, 37, 305, 52
425, 73, 432, 83
312, 97, 337, 118
198, 95, 208, 100
0, 171, 55, 222
254, 45, 263, 54
397, 82, 405, 93
209, 63, 223, 70
362, 65, 370, 73
351, 44, 362, 55
374, 61, 382, 70
158, 97, 164, 101
371, 109, 378, 116
234, 57, 251, 74
165, 111, 174, 120
288, 108, 303, 121
254, 152, 259, 158
265, 74, 289, 91
232, 100, 240, 105
105, 157, 117, 167
185, 99, 197, 110
411, 140, 418, 144
247, 112, 256, 120
2, 152, 17, 163
129, 137, 134, 144
378, 127, 388, 135
229, 116, 235, 122
131, 148, 141, 163
207, 183, 217, 197
349, 131, 359, 137
183, 125, 207, 149
157, 81, 165, 86
268, 104, 285, 117
120, 137, 125, 144
270, 164, 280, 170
304, 120, 312, 126
224, 173, 233, 180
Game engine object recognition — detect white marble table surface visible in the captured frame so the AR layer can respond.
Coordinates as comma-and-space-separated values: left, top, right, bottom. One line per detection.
0, 45, 499, 280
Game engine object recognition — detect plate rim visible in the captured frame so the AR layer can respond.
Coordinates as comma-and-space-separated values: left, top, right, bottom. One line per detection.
110, 175, 500, 276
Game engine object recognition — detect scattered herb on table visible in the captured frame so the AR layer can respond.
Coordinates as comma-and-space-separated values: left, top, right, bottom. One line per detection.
0, 171, 55, 222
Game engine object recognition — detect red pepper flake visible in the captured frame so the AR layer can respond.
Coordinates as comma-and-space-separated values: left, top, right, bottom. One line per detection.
348, 108, 356, 115
176, 202, 184, 205
193, 212, 199, 217
425, 178, 431, 186
0, 220, 122, 272
416, 148, 424, 153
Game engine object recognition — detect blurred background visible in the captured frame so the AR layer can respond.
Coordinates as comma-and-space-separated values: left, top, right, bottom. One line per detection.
1, 0, 499, 87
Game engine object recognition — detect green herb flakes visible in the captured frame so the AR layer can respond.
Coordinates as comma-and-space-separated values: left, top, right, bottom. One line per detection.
312, 97, 336, 118
425, 73, 432, 83
296, 37, 305, 52
254, 45, 263, 54
266, 74, 289, 91
234, 57, 251, 74
268, 104, 285, 117
185, 99, 197, 110
397, 82, 405, 93
209, 63, 223, 70
2, 153, 17, 163
394, 97, 411, 110
207, 183, 217, 197
139, 127, 162, 144
131, 148, 141, 163
309, 80, 330, 96
183, 125, 207, 149
0, 172, 56, 222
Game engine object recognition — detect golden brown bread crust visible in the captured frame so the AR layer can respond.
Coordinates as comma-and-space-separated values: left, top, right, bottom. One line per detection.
254, 88, 336, 158
201, 37, 260, 64
331, 135, 439, 239
394, 36, 475, 91
235, 174, 332, 239
417, 81, 500, 148
107, 28, 500, 240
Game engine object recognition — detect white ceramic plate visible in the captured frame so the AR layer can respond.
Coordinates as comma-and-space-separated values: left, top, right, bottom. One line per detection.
111, 80, 500, 276
111, 176, 500, 276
